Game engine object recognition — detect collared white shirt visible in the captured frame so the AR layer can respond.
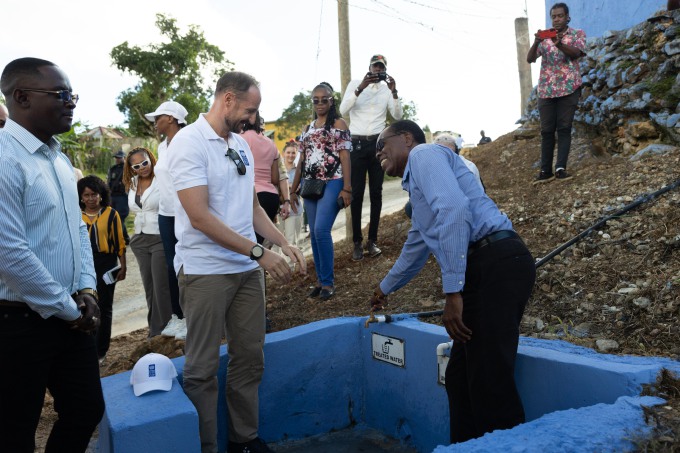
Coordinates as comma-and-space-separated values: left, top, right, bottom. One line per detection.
0, 119, 96, 320
340, 80, 403, 136
167, 114, 258, 275
128, 176, 161, 234
155, 139, 178, 216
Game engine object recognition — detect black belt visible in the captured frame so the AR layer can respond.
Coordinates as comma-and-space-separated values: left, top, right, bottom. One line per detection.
0, 300, 28, 308
468, 230, 518, 255
352, 134, 379, 142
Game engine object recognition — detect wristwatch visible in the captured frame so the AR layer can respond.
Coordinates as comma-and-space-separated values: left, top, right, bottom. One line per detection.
250, 244, 265, 261
78, 288, 99, 302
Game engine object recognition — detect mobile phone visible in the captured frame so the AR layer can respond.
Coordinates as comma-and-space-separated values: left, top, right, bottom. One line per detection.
537, 29, 557, 39
337, 196, 347, 210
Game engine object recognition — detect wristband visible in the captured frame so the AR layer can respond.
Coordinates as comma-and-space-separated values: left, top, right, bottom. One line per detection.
392, 90, 398, 96
283, 199, 291, 204
355, 88, 363, 96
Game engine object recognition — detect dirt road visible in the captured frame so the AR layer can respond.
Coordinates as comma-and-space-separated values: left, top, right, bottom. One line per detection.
111, 178, 409, 336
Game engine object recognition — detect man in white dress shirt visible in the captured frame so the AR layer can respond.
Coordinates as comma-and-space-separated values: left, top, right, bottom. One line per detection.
340, 54, 403, 261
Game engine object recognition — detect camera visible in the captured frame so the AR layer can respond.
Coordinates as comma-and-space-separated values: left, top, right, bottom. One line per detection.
376, 72, 388, 82
537, 29, 557, 39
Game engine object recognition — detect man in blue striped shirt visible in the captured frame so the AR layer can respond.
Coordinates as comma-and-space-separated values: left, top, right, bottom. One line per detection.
371, 120, 536, 444
0, 58, 104, 453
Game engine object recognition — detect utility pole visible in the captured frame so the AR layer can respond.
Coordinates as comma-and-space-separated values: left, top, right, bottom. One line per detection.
338, 0, 353, 237
338, 0, 352, 98
515, 17, 533, 117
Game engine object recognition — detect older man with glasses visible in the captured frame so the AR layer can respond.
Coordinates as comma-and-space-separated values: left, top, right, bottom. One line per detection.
167, 71, 305, 453
0, 57, 104, 453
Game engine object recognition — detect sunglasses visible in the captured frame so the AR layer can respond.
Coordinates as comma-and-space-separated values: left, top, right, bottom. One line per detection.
376, 133, 402, 152
312, 97, 331, 105
131, 159, 150, 171
226, 148, 247, 176
18, 88, 79, 104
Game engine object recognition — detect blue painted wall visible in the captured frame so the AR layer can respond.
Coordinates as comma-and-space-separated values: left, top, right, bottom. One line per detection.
544, 0, 667, 37
99, 317, 680, 453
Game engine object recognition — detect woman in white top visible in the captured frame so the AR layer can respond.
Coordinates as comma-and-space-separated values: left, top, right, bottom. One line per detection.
123, 147, 172, 337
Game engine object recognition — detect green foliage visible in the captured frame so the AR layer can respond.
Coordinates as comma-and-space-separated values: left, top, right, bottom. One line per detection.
646, 76, 680, 108
58, 122, 100, 171
276, 90, 314, 141
387, 100, 418, 124
111, 13, 233, 138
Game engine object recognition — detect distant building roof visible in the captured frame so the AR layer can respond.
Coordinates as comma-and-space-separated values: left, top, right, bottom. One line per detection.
84, 126, 126, 139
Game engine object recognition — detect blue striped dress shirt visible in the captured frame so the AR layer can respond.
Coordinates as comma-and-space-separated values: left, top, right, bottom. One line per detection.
380, 143, 514, 294
0, 119, 96, 320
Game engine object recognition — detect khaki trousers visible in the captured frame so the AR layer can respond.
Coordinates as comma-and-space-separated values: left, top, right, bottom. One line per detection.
178, 268, 266, 453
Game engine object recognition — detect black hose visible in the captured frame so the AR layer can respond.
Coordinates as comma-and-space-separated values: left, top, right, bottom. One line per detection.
399, 178, 680, 321
534, 178, 680, 268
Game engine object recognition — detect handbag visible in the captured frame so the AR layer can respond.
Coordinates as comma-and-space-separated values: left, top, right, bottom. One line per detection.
299, 178, 327, 200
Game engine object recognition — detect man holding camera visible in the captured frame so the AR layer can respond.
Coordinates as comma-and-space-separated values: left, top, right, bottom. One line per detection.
340, 54, 402, 261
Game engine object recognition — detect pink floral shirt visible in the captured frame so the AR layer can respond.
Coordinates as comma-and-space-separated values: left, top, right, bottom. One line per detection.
537, 27, 586, 99
300, 122, 351, 181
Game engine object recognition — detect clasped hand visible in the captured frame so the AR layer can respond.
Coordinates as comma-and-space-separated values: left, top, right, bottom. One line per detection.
67, 294, 101, 333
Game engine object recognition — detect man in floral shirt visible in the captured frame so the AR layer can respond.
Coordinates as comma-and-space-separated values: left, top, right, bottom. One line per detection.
527, 2, 586, 184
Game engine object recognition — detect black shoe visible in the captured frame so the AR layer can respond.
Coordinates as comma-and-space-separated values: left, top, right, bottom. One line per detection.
319, 287, 335, 301
352, 241, 364, 261
555, 168, 573, 180
533, 170, 554, 185
228, 437, 274, 453
365, 241, 382, 257
307, 286, 322, 298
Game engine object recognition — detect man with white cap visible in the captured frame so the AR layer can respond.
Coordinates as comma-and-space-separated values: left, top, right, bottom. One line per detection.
340, 54, 403, 261
144, 101, 189, 339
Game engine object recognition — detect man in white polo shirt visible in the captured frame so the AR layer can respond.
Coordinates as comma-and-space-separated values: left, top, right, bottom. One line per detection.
167, 71, 306, 453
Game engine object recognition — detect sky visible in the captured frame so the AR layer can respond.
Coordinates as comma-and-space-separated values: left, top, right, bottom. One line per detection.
1, 0, 547, 145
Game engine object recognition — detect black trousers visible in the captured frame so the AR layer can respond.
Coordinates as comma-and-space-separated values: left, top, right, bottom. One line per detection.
445, 236, 536, 443
158, 214, 183, 318
350, 138, 384, 243
111, 194, 130, 243
538, 87, 581, 173
256, 191, 280, 244
93, 252, 118, 357
0, 306, 105, 453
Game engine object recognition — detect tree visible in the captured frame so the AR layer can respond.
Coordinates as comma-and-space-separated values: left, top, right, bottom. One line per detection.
276, 91, 315, 141
276, 91, 418, 141
111, 14, 233, 138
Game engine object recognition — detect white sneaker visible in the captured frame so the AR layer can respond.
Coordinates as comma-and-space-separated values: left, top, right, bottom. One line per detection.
174, 318, 187, 341
161, 315, 181, 337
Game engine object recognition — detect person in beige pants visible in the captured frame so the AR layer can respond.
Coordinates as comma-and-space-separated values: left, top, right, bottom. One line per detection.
168, 71, 306, 453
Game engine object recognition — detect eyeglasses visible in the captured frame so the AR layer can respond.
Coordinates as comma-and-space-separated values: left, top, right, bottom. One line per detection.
18, 88, 79, 104
131, 159, 150, 171
226, 148, 246, 176
376, 133, 402, 152
312, 97, 331, 105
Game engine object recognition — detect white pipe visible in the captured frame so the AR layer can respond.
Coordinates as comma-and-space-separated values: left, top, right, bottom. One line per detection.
437, 341, 453, 358
436, 341, 453, 385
